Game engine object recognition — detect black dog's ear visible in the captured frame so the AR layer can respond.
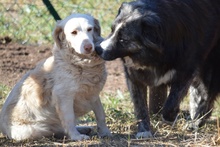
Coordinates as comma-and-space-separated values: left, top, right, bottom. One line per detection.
141, 12, 163, 53
93, 18, 103, 44
116, 2, 128, 17
142, 11, 161, 27
53, 21, 65, 49
121, 2, 129, 7
118, 2, 128, 10
120, 2, 129, 11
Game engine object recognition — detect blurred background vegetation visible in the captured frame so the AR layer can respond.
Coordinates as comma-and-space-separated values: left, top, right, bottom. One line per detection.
0, 0, 127, 44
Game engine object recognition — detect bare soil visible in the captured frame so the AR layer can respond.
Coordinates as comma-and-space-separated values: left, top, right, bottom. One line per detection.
0, 36, 127, 93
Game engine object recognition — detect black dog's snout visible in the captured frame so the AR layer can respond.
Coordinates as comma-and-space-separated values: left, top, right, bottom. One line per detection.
95, 45, 118, 61
95, 45, 104, 55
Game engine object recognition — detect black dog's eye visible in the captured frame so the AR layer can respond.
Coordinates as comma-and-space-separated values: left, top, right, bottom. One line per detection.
119, 39, 128, 43
119, 39, 124, 43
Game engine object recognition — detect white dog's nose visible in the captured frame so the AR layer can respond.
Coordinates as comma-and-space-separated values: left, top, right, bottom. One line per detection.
84, 41, 93, 54
84, 44, 93, 54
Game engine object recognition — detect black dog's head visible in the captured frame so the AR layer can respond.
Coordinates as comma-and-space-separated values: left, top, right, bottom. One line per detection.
95, 0, 162, 61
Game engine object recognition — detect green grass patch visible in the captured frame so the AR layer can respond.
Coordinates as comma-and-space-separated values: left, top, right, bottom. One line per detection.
0, 85, 10, 108
79, 91, 135, 128
213, 98, 220, 118
0, 87, 219, 146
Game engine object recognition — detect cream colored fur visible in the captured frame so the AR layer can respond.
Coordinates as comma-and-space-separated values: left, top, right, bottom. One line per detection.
0, 13, 111, 141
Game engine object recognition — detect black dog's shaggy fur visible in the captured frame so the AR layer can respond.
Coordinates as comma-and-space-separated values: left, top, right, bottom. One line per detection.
96, 0, 220, 138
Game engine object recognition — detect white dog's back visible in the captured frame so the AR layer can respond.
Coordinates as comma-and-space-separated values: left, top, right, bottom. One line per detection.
0, 57, 64, 140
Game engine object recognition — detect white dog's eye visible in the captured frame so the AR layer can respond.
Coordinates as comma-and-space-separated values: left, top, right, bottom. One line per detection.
87, 28, 92, 32
71, 30, 77, 35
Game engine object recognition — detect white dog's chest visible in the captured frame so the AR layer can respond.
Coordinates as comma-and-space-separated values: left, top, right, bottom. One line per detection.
82, 74, 102, 85
73, 89, 100, 117
70, 73, 105, 117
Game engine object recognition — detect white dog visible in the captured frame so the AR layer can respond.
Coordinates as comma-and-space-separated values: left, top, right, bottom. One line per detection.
0, 13, 111, 141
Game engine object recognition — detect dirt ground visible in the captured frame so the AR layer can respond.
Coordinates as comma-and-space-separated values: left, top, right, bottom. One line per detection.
0, 36, 127, 94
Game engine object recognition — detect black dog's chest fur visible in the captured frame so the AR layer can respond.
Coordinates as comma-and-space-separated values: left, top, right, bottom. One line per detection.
122, 57, 175, 87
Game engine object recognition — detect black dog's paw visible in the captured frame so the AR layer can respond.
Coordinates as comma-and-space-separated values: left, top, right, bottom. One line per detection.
136, 131, 153, 139
186, 122, 199, 131
135, 120, 153, 139
162, 107, 179, 123
185, 119, 204, 131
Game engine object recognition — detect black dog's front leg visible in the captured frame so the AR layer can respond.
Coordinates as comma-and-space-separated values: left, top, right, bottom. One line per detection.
149, 85, 167, 114
162, 72, 194, 122
125, 71, 152, 138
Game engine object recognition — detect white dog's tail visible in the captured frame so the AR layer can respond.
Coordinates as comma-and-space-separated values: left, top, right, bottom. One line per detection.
6, 124, 54, 141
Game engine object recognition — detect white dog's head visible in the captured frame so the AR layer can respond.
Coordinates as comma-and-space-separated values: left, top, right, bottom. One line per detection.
53, 13, 101, 55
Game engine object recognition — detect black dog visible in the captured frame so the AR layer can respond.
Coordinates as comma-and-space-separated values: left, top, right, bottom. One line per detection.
96, 0, 220, 138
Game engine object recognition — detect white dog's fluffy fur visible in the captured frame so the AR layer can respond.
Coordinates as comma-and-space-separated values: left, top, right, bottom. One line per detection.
0, 13, 111, 141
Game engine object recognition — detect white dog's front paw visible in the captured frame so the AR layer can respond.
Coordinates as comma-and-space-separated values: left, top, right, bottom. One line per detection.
98, 127, 112, 137
136, 131, 153, 139
70, 134, 90, 141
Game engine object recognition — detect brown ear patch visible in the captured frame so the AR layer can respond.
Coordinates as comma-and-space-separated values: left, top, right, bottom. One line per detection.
53, 25, 65, 49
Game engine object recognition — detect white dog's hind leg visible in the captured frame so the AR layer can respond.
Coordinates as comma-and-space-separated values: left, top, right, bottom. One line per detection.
92, 98, 112, 137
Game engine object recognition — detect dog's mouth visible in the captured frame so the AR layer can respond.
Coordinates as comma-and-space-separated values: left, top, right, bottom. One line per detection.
75, 50, 103, 61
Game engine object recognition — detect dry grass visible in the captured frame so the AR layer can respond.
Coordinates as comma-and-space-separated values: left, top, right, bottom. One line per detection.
0, 88, 220, 146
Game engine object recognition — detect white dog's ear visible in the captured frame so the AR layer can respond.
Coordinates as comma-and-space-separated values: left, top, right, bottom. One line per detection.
93, 18, 103, 43
53, 22, 65, 49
